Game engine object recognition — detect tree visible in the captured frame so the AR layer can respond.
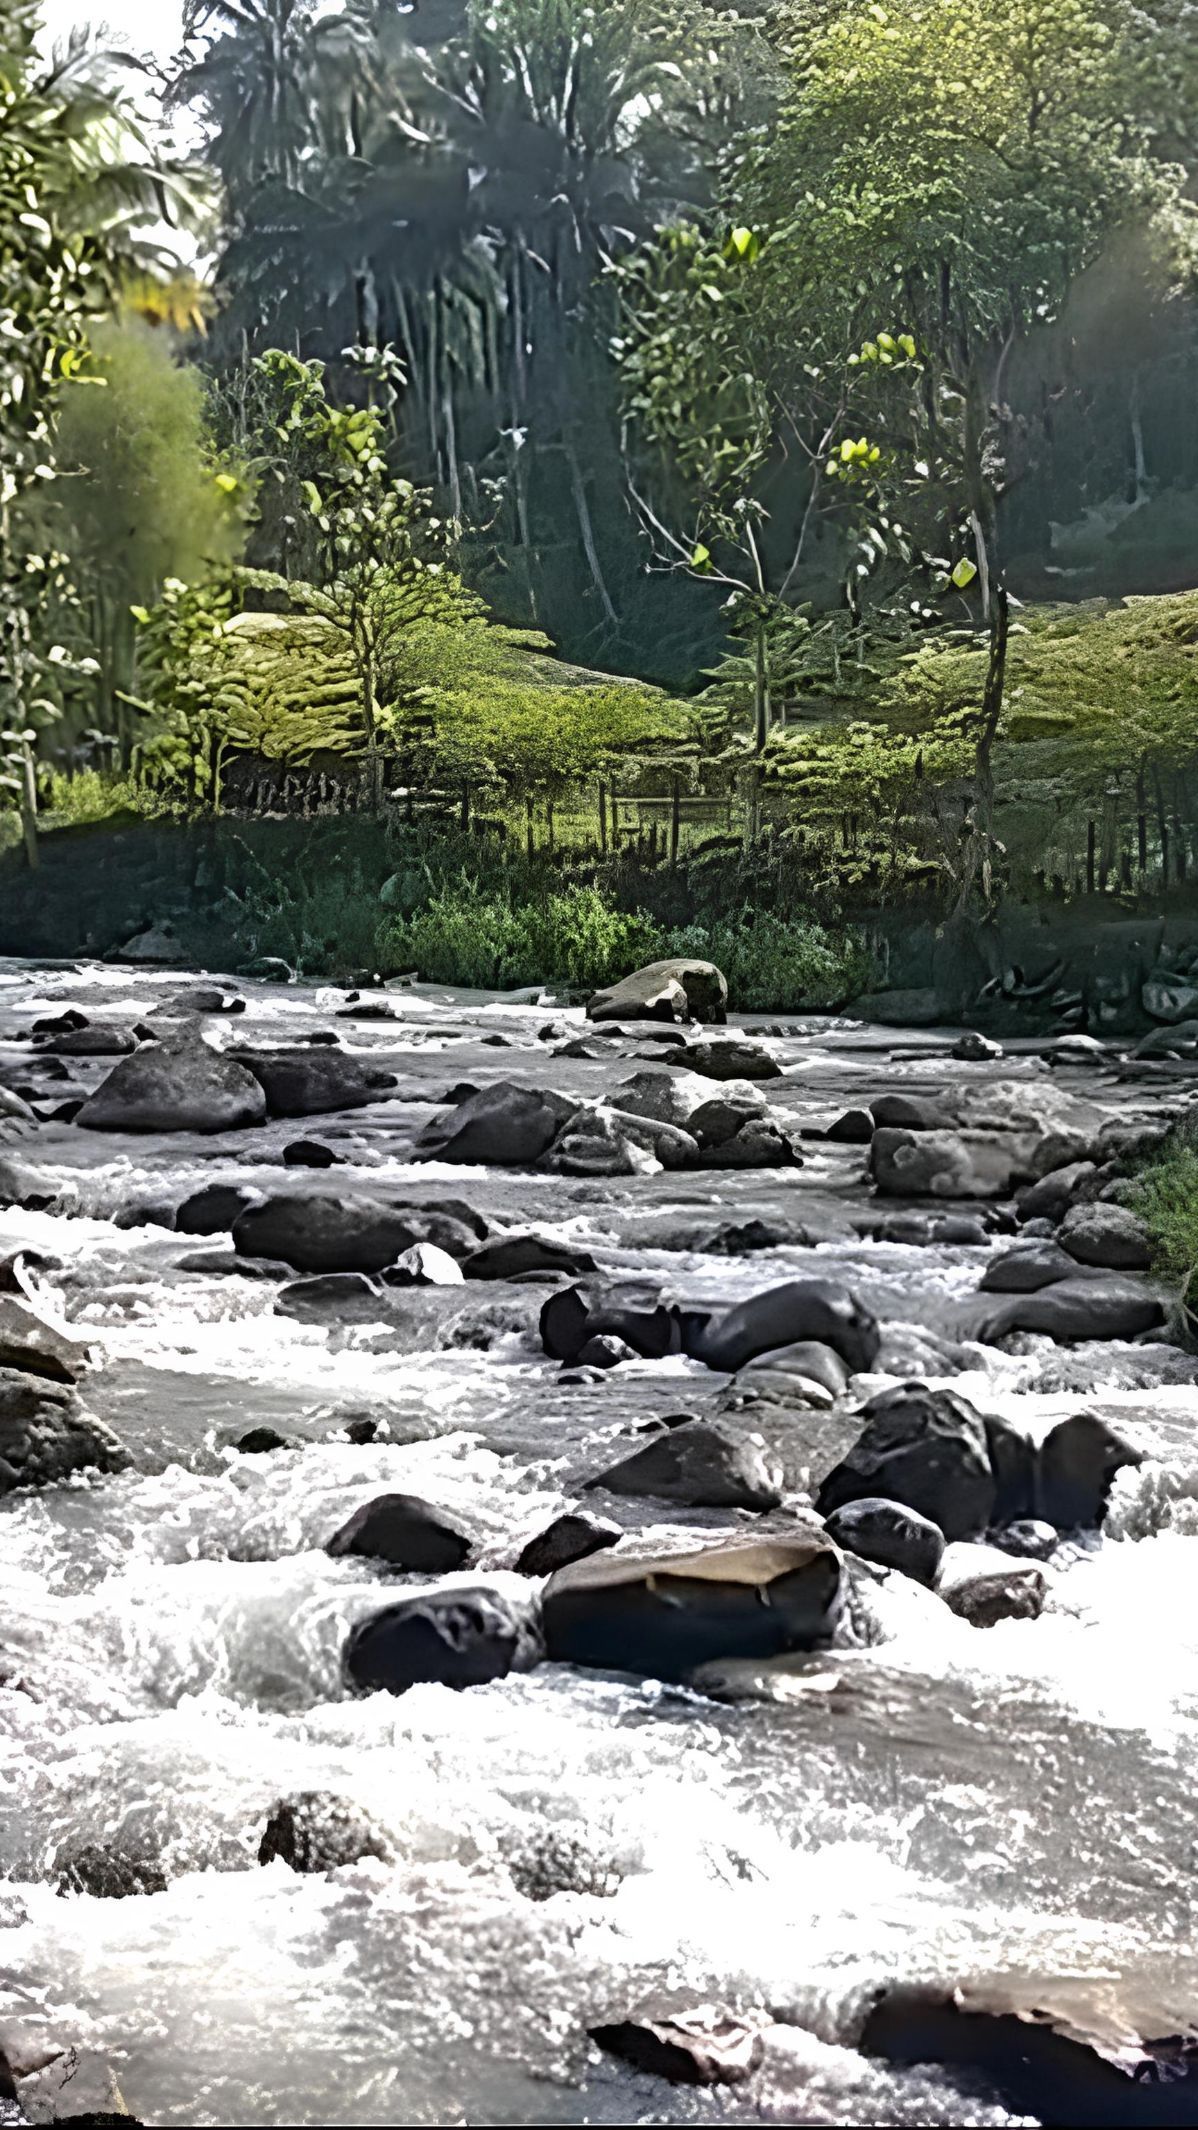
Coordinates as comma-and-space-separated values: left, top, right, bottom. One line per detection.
739, 0, 1198, 905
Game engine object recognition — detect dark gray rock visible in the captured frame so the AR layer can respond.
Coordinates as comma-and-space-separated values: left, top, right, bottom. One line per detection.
55, 1844, 166, 1898
726, 1339, 850, 1408
973, 1277, 1165, 1345
0, 1298, 89, 1384
583, 1421, 781, 1510
275, 1273, 387, 1323
238, 957, 296, 982
326, 1492, 472, 1572
704, 1218, 813, 1253
687, 1089, 771, 1146
238, 1048, 397, 1117
36, 1024, 137, 1056
258, 1792, 393, 1872
542, 1533, 842, 1679
575, 1333, 634, 1369
540, 1283, 680, 1365
951, 1032, 1003, 1061
979, 1242, 1076, 1293
587, 958, 727, 1026
824, 1498, 945, 1586
283, 1139, 340, 1168
817, 1382, 996, 1542
234, 1426, 292, 1453
417, 1081, 575, 1166
0, 1370, 126, 1493
515, 1512, 621, 1577
682, 1037, 781, 1082
944, 1566, 1047, 1627
827, 1108, 875, 1143
162, 986, 245, 1015
345, 1586, 532, 1696
462, 1234, 597, 1281
1039, 1412, 1143, 1528
508, 1827, 621, 1901
75, 1038, 267, 1134
993, 1518, 1059, 1560
232, 1193, 453, 1275
871, 1126, 1040, 1199
686, 1278, 880, 1375
697, 1117, 799, 1169
176, 1183, 258, 1236
872, 1212, 992, 1246
1016, 1161, 1097, 1224
1059, 1204, 1152, 1271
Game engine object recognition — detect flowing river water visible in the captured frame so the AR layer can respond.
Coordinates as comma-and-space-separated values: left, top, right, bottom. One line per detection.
1, 959, 1197, 2127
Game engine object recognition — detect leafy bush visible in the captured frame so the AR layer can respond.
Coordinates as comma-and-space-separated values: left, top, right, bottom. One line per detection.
661, 910, 872, 1012
1132, 1144, 1198, 1293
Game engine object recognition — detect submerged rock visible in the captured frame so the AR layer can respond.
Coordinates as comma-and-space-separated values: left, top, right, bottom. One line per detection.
238, 1048, 397, 1117
258, 1792, 394, 1873
973, 1276, 1165, 1345
1038, 1411, 1142, 1528
980, 1242, 1076, 1292
55, 1844, 167, 1899
462, 1234, 597, 1281
542, 1533, 842, 1680
75, 1038, 267, 1134
515, 1511, 621, 1577
175, 1183, 258, 1236
232, 1193, 445, 1275
943, 1565, 1047, 1627
817, 1382, 996, 1542
345, 1586, 534, 1696
587, 958, 727, 1026
417, 1081, 575, 1166
540, 1283, 679, 1366
585, 1421, 781, 1511
326, 1492, 472, 1572
275, 1272, 388, 1323
687, 1278, 880, 1376
589, 2009, 765, 2087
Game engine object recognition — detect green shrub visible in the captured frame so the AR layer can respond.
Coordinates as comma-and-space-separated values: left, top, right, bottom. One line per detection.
379, 882, 663, 990
661, 911, 871, 1012
1132, 1144, 1198, 1293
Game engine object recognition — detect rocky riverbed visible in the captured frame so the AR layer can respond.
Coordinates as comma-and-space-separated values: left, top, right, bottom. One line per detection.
2, 956, 1198, 2127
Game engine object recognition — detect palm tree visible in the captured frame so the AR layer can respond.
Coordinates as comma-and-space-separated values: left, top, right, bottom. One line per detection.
172, 0, 320, 195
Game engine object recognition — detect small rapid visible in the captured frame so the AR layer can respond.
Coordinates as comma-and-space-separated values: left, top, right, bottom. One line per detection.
1, 960, 1196, 2126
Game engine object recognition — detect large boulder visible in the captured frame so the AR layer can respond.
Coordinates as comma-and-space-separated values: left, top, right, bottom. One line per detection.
35, 1024, 137, 1057
686, 1278, 880, 1376
698, 1116, 799, 1169
726, 1339, 851, 1409
611, 1069, 717, 1129
871, 1127, 1043, 1199
544, 1103, 699, 1176
1016, 1160, 1098, 1224
417, 1081, 575, 1166
0, 1297, 90, 1385
540, 1283, 680, 1365
681, 1038, 782, 1083
345, 1586, 534, 1695
816, 1382, 996, 1542
75, 1038, 266, 1134
238, 1049, 397, 1117
979, 1242, 1076, 1293
325, 1492, 472, 1572
587, 958, 727, 1027
973, 1276, 1165, 1345
232, 1194, 470, 1274
584, 1421, 781, 1511
1142, 976, 1198, 1023
0, 1369, 126, 1493
462, 1234, 597, 1281
176, 1183, 258, 1236
687, 1087, 770, 1146
542, 1533, 843, 1680
823, 1498, 946, 1587
1058, 1204, 1152, 1271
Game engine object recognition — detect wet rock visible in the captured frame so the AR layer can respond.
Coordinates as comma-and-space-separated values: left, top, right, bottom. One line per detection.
462, 1234, 597, 1281
345, 1586, 534, 1696
682, 1036, 782, 1082
540, 1283, 679, 1365
817, 1382, 996, 1542
589, 2009, 765, 2087
985, 1413, 1037, 1524
871, 1126, 1041, 1198
943, 1564, 1047, 1626
35, 1024, 137, 1056
587, 957, 727, 1026
417, 1080, 575, 1166
994, 1517, 1059, 1560
55, 1844, 167, 1898
979, 1242, 1076, 1292
542, 1533, 842, 1679
326, 1492, 472, 1572
827, 1108, 875, 1143
387, 1241, 464, 1286
1017, 1160, 1099, 1223
0, 1370, 126, 1493
1059, 1203, 1152, 1270
238, 956, 296, 982
336, 1000, 400, 1022
233, 1193, 439, 1275
546, 1103, 698, 1175
974, 1276, 1165, 1345
726, 1340, 850, 1409
704, 1218, 813, 1253
576, 1333, 634, 1369
258, 1793, 394, 1872
515, 1511, 621, 1577
162, 986, 245, 1015
0, 1297, 90, 1384
175, 1183, 258, 1236
31, 1009, 87, 1035
6, 2040, 135, 2124
1045, 1033, 1108, 1066
115, 921, 180, 964
275, 1273, 387, 1323
698, 1117, 799, 1169
951, 1031, 1003, 1061
861, 1983, 1198, 2128
1039, 1412, 1142, 1527
686, 1278, 880, 1375
283, 1138, 340, 1168
871, 1211, 993, 1246
75, 1038, 267, 1134
851, 987, 943, 1026
1143, 976, 1198, 1023
612, 1068, 717, 1129
233, 1426, 291, 1454
1134, 1019, 1198, 1058
824, 1499, 945, 1587
583, 1421, 781, 1510
238, 1048, 397, 1117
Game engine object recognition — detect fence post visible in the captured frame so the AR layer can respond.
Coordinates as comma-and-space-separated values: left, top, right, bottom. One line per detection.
598, 781, 608, 853
670, 775, 681, 867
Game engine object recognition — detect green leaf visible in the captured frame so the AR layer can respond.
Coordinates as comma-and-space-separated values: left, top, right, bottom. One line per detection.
691, 543, 714, 572
951, 558, 979, 589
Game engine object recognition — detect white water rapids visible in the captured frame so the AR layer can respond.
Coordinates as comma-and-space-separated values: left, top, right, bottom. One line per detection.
1, 960, 1196, 2126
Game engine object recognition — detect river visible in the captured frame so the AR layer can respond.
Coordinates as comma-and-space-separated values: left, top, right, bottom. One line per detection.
1, 959, 1196, 2127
